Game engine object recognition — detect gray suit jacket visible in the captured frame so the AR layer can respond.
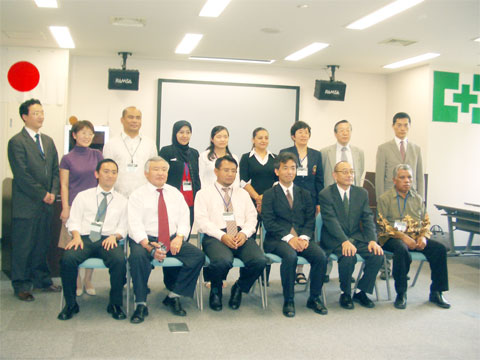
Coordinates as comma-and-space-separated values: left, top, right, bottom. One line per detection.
7, 127, 60, 219
375, 139, 424, 200
320, 144, 364, 187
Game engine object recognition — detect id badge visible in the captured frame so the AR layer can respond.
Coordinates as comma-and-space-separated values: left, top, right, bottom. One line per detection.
297, 167, 308, 176
90, 221, 103, 232
394, 220, 407, 232
223, 212, 235, 221
182, 181, 192, 191
127, 163, 138, 173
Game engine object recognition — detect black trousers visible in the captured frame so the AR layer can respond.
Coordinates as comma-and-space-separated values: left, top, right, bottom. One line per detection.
60, 236, 126, 307
11, 211, 53, 293
264, 240, 327, 301
331, 240, 383, 296
202, 235, 267, 293
382, 237, 449, 294
128, 237, 204, 303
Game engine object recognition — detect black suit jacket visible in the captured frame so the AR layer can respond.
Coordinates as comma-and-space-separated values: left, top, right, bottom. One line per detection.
7, 127, 60, 219
279, 146, 324, 206
159, 144, 201, 198
318, 184, 377, 251
262, 184, 315, 244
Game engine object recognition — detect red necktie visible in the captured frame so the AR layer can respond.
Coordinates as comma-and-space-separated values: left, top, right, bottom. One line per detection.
157, 188, 170, 251
400, 140, 406, 162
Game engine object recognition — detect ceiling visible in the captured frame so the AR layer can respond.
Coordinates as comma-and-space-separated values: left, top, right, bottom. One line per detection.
1, 0, 479, 74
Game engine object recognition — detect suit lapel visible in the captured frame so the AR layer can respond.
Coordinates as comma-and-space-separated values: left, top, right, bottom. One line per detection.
331, 185, 348, 227
389, 140, 403, 163
22, 128, 45, 161
275, 184, 291, 210
328, 146, 336, 173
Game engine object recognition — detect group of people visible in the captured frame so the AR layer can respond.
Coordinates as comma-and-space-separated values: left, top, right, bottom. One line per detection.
7, 98, 451, 325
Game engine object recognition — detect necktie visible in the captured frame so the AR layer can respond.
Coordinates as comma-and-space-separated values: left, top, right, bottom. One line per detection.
90, 192, 109, 241
222, 187, 238, 236
35, 134, 45, 158
341, 146, 348, 162
400, 140, 406, 162
343, 192, 349, 218
286, 189, 298, 237
157, 189, 171, 251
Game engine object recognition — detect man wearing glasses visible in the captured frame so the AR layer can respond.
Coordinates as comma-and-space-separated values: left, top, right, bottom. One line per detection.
319, 161, 384, 310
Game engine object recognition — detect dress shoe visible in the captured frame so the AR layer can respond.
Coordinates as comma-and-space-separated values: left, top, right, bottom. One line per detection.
306, 296, 328, 315
163, 296, 187, 316
339, 293, 354, 310
283, 300, 295, 317
209, 288, 223, 311
323, 275, 330, 283
429, 291, 451, 309
16, 291, 35, 302
57, 303, 79, 320
353, 291, 375, 308
394, 293, 407, 309
130, 304, 148, 324
36, 284, 62, 292
228, 281, 242, 310
107, 304, 126, 320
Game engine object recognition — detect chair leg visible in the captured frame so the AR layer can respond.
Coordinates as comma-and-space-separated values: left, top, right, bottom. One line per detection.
198, 268, 204, 311
322, 286, 327, 307
374, 281, 379, 301
258, 277, 266, 309
263, 267, 268, 308
384, 255, 392, 300
411, 260, 425, 288
126, 263, 131, 317
60, 292, 64, 311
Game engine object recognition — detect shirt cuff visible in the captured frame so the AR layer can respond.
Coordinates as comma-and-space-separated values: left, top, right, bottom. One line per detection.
282, 234, 294, 243
299, 235, 310, 242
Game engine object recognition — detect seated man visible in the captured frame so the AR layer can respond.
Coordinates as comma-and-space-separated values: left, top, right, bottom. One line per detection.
195, 155, 267, 311
58, 159, 127, 320
128, 156, 204, 323
262, 152, 328, 317
319, 161, 384, 310
377, 164, 450, 309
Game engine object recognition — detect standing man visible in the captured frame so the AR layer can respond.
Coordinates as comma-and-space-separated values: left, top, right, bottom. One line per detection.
128, 157, 204, 323
321, 120, 364, 187
7, 99, 61, 301
375, 112, 424, 200
262, 152, 328, 317
377, 164, 450, 309
103, 106, 157, 197
58, 159, 127, 320
319, 161, 384, 310
195, 155, 267, 312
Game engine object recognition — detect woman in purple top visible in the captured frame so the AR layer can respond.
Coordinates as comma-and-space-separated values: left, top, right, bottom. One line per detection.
59, 120, 103, 296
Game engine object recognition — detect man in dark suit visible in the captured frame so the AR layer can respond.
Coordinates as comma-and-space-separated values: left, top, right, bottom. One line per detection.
7, 99, 61, 301
319, 161, 384, 310
262, 152, 328, 317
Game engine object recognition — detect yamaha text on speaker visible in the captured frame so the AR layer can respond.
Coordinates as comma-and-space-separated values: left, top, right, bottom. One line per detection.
108, 69, 139, 91
314, 80, 347, 101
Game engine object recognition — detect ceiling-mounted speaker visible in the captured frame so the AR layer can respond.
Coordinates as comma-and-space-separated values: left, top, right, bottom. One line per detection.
314, 80, 346, 101
108, 69, 139, 91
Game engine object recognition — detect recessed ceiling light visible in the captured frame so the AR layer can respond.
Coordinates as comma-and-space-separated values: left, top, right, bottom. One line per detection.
297, 4, 309, 9
49, 26, 75, 48
190, 56, 275, 64
347, 0, 424, 30
110, 17, 146, 27
285, 42, 329, 61
383, 52, 440, 69
34, 0, 57, 8
199, 0, 232, 17
260, 28, 280, 34
175, 34, 203, 54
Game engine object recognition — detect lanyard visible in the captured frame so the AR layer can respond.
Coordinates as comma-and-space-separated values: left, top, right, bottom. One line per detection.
95, 192, 113, 221
214, 184, 232, 210
184, 163, 190, 179
122, 135, 142, 163
396, 192, 409, 218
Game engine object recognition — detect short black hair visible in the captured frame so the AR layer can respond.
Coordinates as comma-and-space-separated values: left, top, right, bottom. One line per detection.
214, 155, 238, 169
290, 121, 311, 137
334, 120, 351, 133
274, 152, 297, 169
19, 99, 41, 120
393, 112, 411, 125
96, 158, 118, 173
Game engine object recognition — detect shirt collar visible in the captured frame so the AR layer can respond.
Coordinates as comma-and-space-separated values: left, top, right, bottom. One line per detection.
216, 181, 232, 192
336, 142, 350, 151
394, 136, 408, 146
249, 149, 275, 158
121, 131, 141, 141
336, 184, 351, 198
278, 182, 294, 194
96, 185, 113, 196
24, 126, 40, 139
147, 181, 166, 192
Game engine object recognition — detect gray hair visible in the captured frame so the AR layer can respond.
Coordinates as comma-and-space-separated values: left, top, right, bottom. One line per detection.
144, 156, 169, 173
393, 163, 413, 178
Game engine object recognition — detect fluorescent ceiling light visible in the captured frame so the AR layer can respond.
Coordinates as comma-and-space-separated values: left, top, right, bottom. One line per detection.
199, 0, 232, 17
347, 0, 424, 30
285, 42, 329, 61
383, 52, 440, 69
34, 0, 57, 8
474, 37, 480, 42
190, 56, 275, 64
175, 34, 203, 54
49, 26, 75, 48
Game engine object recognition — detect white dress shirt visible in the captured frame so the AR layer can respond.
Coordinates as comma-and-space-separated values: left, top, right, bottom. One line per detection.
278, 182, 310, 243
336, 184, 351, 202
194, 182, 258, 241
24, 126, 44, 154
67, 185, 128, 238
103, 132, 158, 197
336, 143, 353, 167
394, 136, 408, 152
128, 182, 190, 243
198, 150, 240, 189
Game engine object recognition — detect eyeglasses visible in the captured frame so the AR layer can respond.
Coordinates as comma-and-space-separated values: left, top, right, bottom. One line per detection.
335, 170, 355, 175
220, 169, 237, 174
31, 111, 44, 117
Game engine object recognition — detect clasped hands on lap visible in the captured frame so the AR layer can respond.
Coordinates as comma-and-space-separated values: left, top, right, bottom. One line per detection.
401, 234, 427, 251
288, 237, 309, 252
221, 233, 247, 249
341, 240, 384, 256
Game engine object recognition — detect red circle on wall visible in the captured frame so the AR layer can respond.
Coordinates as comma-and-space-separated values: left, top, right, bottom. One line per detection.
7, 61, 40, 92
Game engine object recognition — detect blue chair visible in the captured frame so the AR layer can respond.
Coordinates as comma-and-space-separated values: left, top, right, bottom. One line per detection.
198, 232, 265, 310
383, 250, 427, 290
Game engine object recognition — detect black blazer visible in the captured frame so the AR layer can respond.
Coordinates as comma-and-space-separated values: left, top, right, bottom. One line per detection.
262, 184, 316, 244
7, 128, 60, 219
318, 184, 377, 252
159, 144, 201, 198
279, 146, 324, 206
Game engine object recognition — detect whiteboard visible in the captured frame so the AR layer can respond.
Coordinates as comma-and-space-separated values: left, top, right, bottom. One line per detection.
157, 79, 299, 157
